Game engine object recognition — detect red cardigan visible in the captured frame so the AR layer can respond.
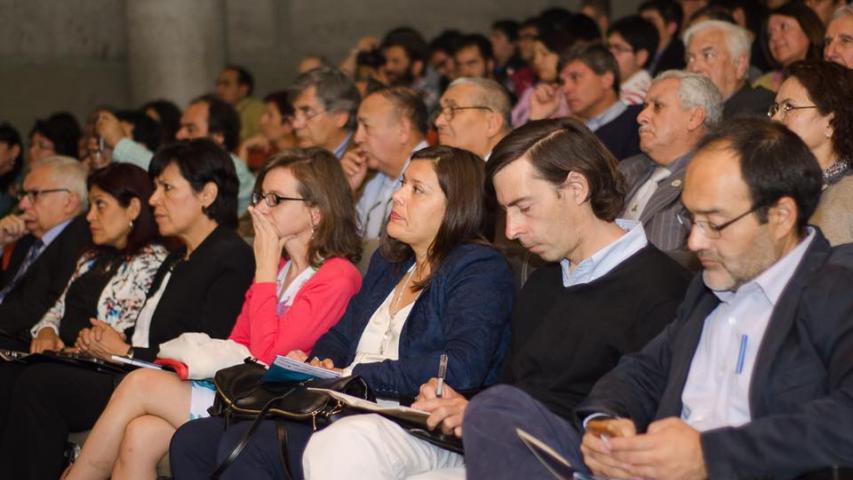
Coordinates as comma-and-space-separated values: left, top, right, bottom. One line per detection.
228, 257, 362, 364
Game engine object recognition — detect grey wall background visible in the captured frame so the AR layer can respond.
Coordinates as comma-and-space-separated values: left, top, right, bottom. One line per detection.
0, 0, 643, 139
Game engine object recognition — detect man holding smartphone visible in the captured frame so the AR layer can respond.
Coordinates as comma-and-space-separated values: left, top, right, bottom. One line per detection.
463, 118, 853, 479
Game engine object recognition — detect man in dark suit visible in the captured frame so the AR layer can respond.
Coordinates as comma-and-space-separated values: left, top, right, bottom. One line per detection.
683, 20, 775, 119
559, 43, 643, 161
620, 70, 721, 258
462, 118, 853, 479
0, 155, 90, 350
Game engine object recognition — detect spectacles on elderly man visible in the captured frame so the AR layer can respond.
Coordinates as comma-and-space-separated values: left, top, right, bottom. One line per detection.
437, 105, 493, 121
17, 188, 70, 203
676, 203, 767, 239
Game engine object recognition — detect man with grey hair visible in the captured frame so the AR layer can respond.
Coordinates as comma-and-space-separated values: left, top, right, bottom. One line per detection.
435, 77, 512, 160
0, 156, 91, 350
290, 66, 361, 157
825, 5, 853, 68
683, 20, 774, 118
619, 70, 722, 257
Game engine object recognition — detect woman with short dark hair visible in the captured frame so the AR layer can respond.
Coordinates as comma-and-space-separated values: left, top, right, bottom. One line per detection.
771, 60, 853, 245
169, 145, 516, 479
238, 91, 298, 172
0, 139, 255, 478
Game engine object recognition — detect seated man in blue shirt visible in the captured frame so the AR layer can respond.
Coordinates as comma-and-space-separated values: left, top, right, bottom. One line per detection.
301, 118, 690, 479
462, 118, 853, 479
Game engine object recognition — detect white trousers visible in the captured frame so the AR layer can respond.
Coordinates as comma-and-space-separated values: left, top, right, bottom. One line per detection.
303, 413, 466, 480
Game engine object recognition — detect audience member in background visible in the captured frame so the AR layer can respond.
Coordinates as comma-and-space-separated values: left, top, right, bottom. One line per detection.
380, 27, 441, 114
435, 77, 511, 160
65, 148, 363, 479
0, 163, 167, 478
607, 15, 660, 105
559, 43, 643, 160
298, 55, 331, 74
0, 140, 254, 478
342, 87, 429, 240
640, 0, 687, 74
142, 99, 182, 144
98, 94, 255, 213
490, 20, 535, 100
289, 67, 361, 158
620, 71, 722, 259
825, 5, 853, 68
215, 65, 265, 142
755, 2, 825, 92
771, 60, 853, 246
806, 0, 846, 26
707, 0, 774, 72
0, 157, 90, 350
237, 90, 297, 171
517, 17, 541, 67
170, 146, 515, 479
303, 117, 691, 479
684, 20, 774, 118
512, 25, 573, 127
428, 30, 464, 90
463, 118, 853, 480
28, 112, 82, 163
580, 0, 612, 38
453, 33, 494, 80
83, 109, 164, 172
0, 123, 24, 217
678, 0, 709, 22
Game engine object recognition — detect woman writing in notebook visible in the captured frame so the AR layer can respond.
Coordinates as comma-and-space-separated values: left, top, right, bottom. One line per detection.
64, 148, 362, 479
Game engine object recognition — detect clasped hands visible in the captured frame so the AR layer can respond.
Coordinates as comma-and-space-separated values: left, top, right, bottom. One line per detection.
580, 417, 708, 480
30, 319, 129, 362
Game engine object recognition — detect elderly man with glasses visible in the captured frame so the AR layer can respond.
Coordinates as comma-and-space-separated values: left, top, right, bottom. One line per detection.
434, 77, 512, 161
0, 156, 90, 350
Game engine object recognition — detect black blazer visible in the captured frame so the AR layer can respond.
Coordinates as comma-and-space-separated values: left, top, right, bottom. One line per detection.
576, 230, 853, 478
128, 226, 254, 361
0, 215, 91, 338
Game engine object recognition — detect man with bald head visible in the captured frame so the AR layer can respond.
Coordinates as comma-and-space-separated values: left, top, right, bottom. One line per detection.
462, 118, 853, 479
683, 20, 774, 118
435, 77, 512, 160
0, 156, 90, 349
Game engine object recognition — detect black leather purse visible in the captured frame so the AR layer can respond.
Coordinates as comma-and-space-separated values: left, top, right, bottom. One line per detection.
208, 359, 374, 478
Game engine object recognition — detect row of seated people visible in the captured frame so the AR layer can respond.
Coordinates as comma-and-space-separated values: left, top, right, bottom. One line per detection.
0, 112, 851, 479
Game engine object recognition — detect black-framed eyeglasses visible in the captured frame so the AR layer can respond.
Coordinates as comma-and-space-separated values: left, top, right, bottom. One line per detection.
437, 105, 493, 121
767, 101, 818, 118
250, 192, 307, 208
676, 204, 766, 239
17, 188, 70, 203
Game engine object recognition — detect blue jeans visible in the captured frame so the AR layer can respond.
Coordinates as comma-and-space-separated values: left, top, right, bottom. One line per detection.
463, 384, 590, 479
169, 416, 313, 479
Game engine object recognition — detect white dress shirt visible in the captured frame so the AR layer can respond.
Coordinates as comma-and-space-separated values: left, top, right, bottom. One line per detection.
680, 228, 816, 431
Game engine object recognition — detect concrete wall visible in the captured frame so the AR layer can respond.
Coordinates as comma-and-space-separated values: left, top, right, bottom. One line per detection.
0, 0, 643, 140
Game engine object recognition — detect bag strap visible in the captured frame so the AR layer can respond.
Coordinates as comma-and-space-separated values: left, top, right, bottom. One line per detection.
275, 419, 294, 479
212, 391, 296, 479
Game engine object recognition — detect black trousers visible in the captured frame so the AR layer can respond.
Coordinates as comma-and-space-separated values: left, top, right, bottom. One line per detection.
170, 416, 313, 480
0, 362, 118, 479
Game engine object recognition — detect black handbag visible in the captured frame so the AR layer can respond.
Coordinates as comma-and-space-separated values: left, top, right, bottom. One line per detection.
208, 359, 374, 478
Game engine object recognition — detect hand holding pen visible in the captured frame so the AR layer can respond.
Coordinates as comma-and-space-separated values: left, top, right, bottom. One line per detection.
436, 353, 448, 398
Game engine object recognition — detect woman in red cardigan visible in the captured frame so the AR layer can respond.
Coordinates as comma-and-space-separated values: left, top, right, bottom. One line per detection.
64, 148, 363, 479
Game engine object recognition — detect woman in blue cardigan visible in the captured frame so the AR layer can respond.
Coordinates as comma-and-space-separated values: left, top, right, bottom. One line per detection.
169, 145, 515, 479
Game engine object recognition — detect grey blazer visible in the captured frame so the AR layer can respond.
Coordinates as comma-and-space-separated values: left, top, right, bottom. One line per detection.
619, 153, 692, 254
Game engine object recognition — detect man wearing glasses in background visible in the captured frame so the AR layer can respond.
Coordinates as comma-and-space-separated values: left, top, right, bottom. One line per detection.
462, 118, 853, 479
0, 156, 90, 351
290, 67, 362, 159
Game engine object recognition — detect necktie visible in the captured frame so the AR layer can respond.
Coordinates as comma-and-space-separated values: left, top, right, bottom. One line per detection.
0, 239, 44, 304
624, 166, 671, 221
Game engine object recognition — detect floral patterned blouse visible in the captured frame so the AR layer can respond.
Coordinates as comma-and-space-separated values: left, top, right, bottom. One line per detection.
30, 244, 168, 337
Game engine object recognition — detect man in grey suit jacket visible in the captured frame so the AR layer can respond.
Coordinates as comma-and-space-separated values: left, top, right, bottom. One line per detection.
462, 119, 853, 480
620, 70, 721, 259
